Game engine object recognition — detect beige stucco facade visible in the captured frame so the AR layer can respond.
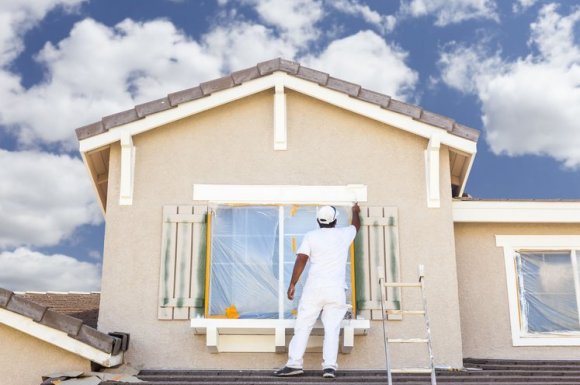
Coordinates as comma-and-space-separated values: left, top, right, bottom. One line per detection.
0, 324, 91, 385
98, 90, 464, 370
455, 222, 580, 360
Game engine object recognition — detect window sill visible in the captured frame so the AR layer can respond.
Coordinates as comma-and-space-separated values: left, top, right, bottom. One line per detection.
513, 334, 580, 346
190, 318, 370, 353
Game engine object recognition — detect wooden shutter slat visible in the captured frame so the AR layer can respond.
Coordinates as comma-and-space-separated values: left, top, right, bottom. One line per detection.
173, 206, 194, 320
190, 205, 207, 318
158, 205, 178, 319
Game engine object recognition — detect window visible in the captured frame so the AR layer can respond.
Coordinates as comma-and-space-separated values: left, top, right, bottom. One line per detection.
496, 236, 580, 346
206, 205, 356, 319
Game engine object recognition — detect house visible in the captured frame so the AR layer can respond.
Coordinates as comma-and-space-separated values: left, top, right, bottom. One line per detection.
38, 58, 580, 374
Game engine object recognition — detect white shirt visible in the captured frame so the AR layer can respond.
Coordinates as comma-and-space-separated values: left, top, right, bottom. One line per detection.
297, 225, 357, 290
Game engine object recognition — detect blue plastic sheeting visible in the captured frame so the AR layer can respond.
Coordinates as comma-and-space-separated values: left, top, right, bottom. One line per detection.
207, 205, 354, 319
517, 251, 580, 334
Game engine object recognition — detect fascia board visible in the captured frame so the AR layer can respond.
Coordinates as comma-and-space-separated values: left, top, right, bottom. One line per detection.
0, 308, 123, 367
453, 200, 580, 223
79, 71, 477, 155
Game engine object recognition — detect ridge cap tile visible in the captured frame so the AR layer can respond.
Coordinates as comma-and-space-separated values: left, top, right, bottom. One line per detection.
358, 88, 391, 108
257, 58, 282, 75
40, 309, 84, 337
231, 66, 261, 85
75, 121, 105, 141
386, 99, 422, 119
135, 97, 172, 118
74, 324, 115, 354
200, 74, 235, 95
0, 288, 13, 307
296, 66, 329, 85
418, 110, 454, 131
326, 77, 361, 97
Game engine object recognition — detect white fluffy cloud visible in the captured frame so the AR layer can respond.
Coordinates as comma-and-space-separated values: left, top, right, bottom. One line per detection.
0, 248, 100, 291
400, 0, 498, 26
0, 0, 85, 66
439, 4, 580, 168
330, 0, 396, 33
1, 18, 222, 147
0, 149, 101, 248
303, 30, 418, 100
513, 0, 537, 13
246, 0, 323, 47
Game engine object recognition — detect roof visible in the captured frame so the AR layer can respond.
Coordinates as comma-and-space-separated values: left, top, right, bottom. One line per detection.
0, 287, 125, 366
75, 58, 480, 143
15, 291, 100, 328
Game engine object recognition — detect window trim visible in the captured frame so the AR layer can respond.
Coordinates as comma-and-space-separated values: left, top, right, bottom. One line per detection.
496, 235, 580, 346
204, 203, 358, 320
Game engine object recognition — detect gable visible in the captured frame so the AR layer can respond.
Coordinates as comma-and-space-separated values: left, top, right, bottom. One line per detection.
75, 58, 479, 211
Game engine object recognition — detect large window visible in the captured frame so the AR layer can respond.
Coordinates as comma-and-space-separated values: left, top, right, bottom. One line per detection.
496, 235, 580, 346
206, 205, 356, 319
517, 250, 580, 334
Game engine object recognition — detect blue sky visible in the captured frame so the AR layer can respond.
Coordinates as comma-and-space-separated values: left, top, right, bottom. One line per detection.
0, 0, 579, 291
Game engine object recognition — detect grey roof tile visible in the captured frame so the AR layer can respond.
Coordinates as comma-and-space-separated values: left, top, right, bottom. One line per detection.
452, 123, 481, 141
75, 324, 116, 354
6, 295, 47, 322
296, 66, 329, 85
0, 288, 13, 307
102, 109, 140, 130
168, 86, 204, 106
76, 121, 106, 141
326, 77, 361, 97
418, 110, 454, 131
40, 310, 84, 336
358, 89, 391, 108
232, 66, 261, 85
278, 58, 300, 74
135, 98, 172, 118
200, 75, 235, 95
386, 99, 422, 119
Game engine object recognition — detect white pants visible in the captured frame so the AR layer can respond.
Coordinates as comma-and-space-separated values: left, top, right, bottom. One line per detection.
286, 286, 348, 370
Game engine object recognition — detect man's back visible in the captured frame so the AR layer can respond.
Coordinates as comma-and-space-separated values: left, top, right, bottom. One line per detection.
298, 226, 356, 290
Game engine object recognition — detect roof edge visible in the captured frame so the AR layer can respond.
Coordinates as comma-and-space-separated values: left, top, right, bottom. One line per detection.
452, 199, 580, 223
75, 58, 480, 143
0, 287, 124, 366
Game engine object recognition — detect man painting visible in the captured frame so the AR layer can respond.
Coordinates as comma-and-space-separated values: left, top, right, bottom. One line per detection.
274, 203, 361, 378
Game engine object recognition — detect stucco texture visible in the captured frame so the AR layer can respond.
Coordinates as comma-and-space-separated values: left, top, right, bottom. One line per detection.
99, 90, 463, 369
455, 222, 580, 360
0, 324, 91, 385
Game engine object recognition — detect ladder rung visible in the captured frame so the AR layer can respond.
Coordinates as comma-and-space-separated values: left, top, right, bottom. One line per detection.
383, 282, 421, 287
388, 338, 429, 343
391, 368, 433, 374
386, 310, 426, 315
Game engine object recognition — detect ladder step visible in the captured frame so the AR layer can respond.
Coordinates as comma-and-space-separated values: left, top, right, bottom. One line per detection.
388, 338, 429, 343
391, 368, 433, 373
386, 310, 426, 315
383, 282, 422, 287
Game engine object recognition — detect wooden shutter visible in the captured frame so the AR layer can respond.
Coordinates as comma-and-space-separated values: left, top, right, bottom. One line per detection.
158, 205, 207, 320
355, 206, 401, 320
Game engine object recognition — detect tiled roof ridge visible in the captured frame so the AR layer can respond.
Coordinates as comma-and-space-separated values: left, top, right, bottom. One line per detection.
76, 57, 480, 143
0, 287, 123, 355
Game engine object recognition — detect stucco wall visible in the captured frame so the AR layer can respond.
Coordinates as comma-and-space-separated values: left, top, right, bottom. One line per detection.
0, 324, 91, 385
99, 90, 462, 369
455, 222, 580, 360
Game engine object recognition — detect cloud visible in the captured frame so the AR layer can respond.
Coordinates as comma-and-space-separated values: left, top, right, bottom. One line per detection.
0, 149, 102, 248
0, 18, 222, 148
330, 0, 396, 33
438, 4, 580, 168
245, 0, 324, 47
513, 0, 537, 14
0, 247, 100, 292
400, 0, 498, 26
302, 30, 418, 100
0, 0, 86, 66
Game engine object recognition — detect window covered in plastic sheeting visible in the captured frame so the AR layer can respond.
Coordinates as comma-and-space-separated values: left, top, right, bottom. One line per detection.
206, 205, 355, 319
517, 250, 580, 334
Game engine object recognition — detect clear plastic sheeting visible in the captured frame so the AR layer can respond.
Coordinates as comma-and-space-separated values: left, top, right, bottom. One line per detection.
207, 205, 354, 319
517, 251, 580, 334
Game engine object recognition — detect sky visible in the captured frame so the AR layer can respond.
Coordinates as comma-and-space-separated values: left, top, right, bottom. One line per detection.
0, 0, 579, 292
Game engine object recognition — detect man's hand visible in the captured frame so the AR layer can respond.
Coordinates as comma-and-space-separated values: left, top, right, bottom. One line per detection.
352, 202, 361, 214
352, 202, 361, 232
287, 283, 296, 300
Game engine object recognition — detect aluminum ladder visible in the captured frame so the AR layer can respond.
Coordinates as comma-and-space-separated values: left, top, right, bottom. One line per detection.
379, 265, 436, 385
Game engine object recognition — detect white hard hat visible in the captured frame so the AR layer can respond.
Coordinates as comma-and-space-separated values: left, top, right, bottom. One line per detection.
317, 205, 338, 224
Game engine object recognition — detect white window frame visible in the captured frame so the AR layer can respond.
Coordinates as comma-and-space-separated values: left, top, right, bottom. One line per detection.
496, 235, 580, 346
